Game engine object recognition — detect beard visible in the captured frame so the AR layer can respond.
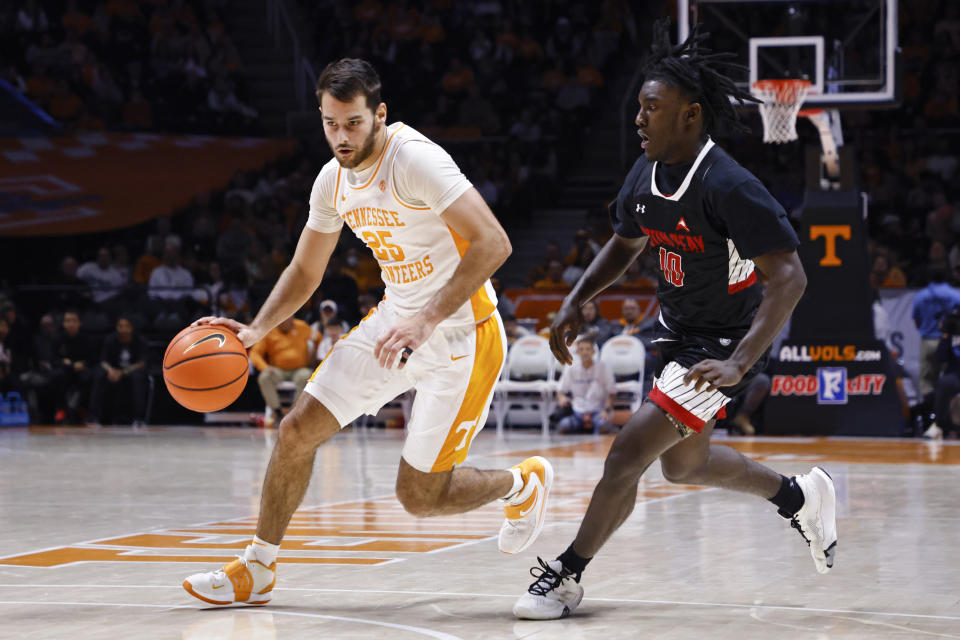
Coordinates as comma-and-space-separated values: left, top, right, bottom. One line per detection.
332, 120, 381, 169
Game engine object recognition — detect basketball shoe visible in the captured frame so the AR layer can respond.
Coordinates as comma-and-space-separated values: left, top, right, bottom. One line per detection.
789, 466, 838, 574
513, 557, 584, 619
183, 546, 276, 606
499, 456, 554, 554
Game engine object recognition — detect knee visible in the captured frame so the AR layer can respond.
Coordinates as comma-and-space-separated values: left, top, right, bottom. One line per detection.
293, 368, 312, 388
276, 409, 335, 453
257, 370, 275, 389
660, 459, 705, 485
395, 481, 439, 518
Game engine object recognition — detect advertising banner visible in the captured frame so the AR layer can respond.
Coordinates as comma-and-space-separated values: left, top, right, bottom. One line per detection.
0, 134, 294, 236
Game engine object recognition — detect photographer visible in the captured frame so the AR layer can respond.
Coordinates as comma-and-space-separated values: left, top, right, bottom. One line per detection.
912, 266, 960, 402
933, 306, 960, 439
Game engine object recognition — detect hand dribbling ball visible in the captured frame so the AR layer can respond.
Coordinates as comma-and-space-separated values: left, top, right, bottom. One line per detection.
163, 325, 249, 412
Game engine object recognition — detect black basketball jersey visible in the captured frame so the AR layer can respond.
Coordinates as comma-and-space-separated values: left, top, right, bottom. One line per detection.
611, 139, 799, 339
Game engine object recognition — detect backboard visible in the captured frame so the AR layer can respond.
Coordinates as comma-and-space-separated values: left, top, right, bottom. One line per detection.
677, 0, 900, 109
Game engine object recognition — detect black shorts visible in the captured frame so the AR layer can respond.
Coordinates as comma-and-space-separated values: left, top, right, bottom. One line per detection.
646, 322, 769, 433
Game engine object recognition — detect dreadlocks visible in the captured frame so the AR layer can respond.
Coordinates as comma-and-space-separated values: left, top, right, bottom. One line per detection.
641, 18, 758, 137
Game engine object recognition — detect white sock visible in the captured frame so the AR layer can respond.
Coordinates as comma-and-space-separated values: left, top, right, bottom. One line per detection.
501, 467, 524, 501
246, 536, 279, 566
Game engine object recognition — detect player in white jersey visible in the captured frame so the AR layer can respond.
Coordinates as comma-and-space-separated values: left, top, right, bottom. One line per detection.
182, 58, 553, 607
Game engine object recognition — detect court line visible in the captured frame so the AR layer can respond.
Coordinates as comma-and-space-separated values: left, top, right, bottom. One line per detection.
0, 600, 463, 639
1, 585, 956, 623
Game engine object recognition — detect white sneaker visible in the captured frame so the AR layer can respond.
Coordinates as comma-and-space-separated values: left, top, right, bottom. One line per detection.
791, 467, 838, 574
499, 456, 554, 554
514, 557, 584, 620
183, 549, 276, 606
924, 423, 943, 440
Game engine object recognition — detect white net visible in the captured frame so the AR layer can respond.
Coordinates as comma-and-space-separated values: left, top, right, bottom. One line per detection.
752, 79, 812, 144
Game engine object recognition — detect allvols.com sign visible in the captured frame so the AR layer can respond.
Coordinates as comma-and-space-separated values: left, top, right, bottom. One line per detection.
771, 368, 887, 405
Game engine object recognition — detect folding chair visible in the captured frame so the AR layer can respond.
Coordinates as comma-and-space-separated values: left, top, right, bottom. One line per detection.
494, 335, 556, 436
600, 335, 646, 413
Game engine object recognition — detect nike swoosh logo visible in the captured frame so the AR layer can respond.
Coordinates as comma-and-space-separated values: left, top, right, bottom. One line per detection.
451, 354, 469, 361
518, 479, 542, 517
211, 584, 224, 590
651, 338, 678, 343
184, 333, 227, 353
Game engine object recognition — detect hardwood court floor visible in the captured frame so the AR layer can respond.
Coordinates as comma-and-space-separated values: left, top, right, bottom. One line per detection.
1, 425, 957, 639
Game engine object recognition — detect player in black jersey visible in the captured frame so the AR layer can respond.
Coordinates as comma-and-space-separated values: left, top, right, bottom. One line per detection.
514, 20, 839, 620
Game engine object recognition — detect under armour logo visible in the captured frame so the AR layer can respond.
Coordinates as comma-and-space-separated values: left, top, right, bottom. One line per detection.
636, 204, 645, 214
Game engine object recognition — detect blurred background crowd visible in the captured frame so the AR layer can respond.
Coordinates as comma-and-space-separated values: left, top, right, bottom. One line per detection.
1, 0, 958, 435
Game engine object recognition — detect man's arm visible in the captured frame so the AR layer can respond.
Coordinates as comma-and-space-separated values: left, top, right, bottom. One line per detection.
373, 187, 511, 368
198, 227, 340, 348
685, 248, 807, 391
549, 233, 648, 364
423, 188, 511, 324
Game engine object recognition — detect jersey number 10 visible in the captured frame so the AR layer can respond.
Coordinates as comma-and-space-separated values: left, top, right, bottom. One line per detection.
658, 247, 685, 286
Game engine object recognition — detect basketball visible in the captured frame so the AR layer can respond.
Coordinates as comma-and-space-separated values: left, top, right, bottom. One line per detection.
163, 325, 249, 412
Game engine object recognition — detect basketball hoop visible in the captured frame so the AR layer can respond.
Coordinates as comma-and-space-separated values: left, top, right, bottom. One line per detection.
751, 79, 812, 144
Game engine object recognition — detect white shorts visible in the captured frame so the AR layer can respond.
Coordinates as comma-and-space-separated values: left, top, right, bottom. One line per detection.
305, 305, 507, 472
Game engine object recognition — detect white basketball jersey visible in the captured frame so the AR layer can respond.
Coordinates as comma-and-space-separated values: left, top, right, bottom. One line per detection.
311, 123, 497, 328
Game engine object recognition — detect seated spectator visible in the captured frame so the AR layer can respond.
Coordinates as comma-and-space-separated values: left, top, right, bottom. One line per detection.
148, 245, 196, 328
250, 315, 314, 428
555, 335, 616, 434
134, 235, 164, 284
580, 300, 614, 346
503, 313, 531, 345
77, 246, 125, 314
112, 244, 132, 284
563, 230, 596, 286
311, 299, 350, 335
89, 315, 148, 426
526, 242, 562, 286
19, 313, 60, 423
207, 76, 258, 129
869, 253, 906, 289
54, 255, 91, 311
1, 303, 33, 369
218, 269, 252, 321
618, 298, 644, 337
0, 317, 16, 395
193, 261, 225, 316
618, 259, 657, 289
534, 260, 571, 291
49, 310, 96, 423
313, 318, 344, 362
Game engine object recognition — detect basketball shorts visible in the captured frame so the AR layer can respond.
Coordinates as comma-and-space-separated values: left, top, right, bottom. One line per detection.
646, 321, 769, 435
304, 305, 507, 472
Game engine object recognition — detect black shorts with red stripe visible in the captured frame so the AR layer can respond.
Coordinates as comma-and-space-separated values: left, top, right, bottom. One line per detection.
647, 323, 770, 434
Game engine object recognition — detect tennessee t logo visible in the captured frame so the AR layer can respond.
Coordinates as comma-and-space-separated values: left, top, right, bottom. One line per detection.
809, 225, 851, 267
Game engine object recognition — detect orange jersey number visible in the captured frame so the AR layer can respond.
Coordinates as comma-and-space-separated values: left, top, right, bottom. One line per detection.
362, 230, 406, 261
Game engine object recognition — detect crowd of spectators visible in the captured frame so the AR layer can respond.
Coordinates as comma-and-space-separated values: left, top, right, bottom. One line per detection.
297, 0, 645, 224
2, 1, 959, 433
1, 0, 258, 133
